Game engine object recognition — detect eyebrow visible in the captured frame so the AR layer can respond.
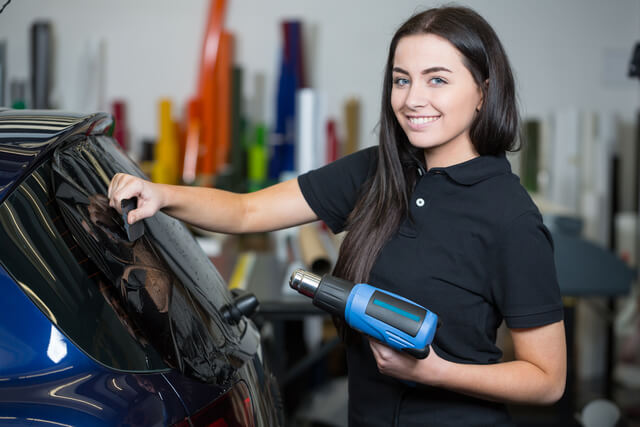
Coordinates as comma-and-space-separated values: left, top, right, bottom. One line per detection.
392, 66, 453, 75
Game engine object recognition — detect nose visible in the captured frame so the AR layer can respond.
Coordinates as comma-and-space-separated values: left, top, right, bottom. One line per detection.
405, 83, 428, 110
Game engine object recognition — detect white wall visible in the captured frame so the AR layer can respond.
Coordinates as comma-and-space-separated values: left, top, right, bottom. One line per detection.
0, 0, 638, 157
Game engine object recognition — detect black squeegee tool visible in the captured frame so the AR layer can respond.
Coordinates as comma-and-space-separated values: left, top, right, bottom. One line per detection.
121, 197, 144, 242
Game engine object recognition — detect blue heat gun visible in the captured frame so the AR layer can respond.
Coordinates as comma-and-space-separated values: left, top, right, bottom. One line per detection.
289, 269, 438, 358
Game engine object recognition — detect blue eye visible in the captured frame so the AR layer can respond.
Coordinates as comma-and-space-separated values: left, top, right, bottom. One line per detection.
393, 77, 410, 87
429, 77, 447, 85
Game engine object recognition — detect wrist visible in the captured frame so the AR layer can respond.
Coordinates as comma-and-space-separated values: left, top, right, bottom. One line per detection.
155, 183, 170, 210
420, 349, 450, 387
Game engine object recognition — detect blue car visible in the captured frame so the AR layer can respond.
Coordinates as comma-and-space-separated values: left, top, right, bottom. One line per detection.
0, 109, 283, 426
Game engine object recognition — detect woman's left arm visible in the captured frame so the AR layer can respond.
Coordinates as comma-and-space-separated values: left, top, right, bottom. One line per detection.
369, 320, 566, 405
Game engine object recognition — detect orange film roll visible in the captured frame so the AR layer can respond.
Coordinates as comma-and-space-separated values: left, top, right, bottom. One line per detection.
215, 31, 233, 172
175, 118, 185, 181
197, 0, 227, 182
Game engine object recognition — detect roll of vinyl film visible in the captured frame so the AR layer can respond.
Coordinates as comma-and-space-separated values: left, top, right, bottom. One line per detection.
31, 21, 53, 109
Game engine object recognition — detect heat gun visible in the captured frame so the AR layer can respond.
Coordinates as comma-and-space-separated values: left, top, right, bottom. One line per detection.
289, 269, 438, 358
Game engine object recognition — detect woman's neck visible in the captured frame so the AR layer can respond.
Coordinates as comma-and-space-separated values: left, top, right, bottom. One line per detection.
424, 140, 479, 170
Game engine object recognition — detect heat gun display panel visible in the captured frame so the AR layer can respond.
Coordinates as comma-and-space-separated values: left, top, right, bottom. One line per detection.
365, 290, 426, 337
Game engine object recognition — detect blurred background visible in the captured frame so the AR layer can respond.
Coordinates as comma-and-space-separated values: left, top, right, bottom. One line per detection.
1, 0, 639, 426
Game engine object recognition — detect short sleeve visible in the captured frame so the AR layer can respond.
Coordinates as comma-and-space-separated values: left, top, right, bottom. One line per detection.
297, 147, 377, 233
493, 210, 564, 328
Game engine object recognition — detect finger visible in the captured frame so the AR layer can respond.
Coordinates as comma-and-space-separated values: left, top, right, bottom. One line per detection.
128, 203, 154, 224
368, 343, 381, 367
107, 173, 119, 203
370, 340, 396, 361
110, 176, 143, 214
108, 173, 128, 209
368, 339, 383, 359
108, 172, 129, 197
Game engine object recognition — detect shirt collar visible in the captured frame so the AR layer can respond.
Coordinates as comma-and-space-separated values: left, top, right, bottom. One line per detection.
427, 153, 511, 185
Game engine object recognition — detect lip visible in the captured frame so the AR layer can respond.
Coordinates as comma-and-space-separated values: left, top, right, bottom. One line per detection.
405, 115, 441, 130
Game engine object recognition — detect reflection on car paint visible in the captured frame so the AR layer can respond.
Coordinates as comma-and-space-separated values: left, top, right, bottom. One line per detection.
46, 324, 68, 363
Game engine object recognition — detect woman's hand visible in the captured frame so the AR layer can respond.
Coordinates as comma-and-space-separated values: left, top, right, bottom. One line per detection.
108, 173, 164, 224
368, 338, 445, 385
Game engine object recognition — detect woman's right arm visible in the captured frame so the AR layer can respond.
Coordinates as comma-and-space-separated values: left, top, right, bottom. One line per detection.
107, 173, 318, 234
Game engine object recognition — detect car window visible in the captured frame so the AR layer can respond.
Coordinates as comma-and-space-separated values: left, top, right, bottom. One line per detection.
0, 160, 167, 371
0, 135, 251, 383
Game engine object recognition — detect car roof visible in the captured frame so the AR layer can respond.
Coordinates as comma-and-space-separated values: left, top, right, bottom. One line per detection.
0, 108, 113, 201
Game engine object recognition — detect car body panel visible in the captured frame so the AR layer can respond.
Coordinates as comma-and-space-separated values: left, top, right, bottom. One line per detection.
0, 264, 188, 425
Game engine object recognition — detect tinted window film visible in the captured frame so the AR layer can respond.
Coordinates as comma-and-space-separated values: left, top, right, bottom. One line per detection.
0, 161, 167, 371
51, 136, 254, 383
0, 135, 257, 382
90, 136, 233, 316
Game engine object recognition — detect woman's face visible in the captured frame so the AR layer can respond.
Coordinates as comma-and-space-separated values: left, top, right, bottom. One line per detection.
391, 34, 483, 167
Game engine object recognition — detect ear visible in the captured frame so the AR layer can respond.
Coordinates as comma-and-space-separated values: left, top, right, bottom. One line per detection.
476, 79, 488, 111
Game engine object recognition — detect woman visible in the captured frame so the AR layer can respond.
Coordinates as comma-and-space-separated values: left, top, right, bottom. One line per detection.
109, 6, 566, 426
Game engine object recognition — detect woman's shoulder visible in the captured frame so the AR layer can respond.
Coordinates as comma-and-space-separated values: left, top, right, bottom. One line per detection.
315, 145, 378, 181
479, 168, 542, 224
297, 145, 379, 234
337, 145, 378, 168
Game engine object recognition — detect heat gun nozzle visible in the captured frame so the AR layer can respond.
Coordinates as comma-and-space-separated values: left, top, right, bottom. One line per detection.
289, 269, 322, 298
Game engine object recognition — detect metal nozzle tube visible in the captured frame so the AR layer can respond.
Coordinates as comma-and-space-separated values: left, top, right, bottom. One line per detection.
289, 269, 321, 298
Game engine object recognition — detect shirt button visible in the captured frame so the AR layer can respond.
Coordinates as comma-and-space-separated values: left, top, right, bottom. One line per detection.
416, 198, 425, 207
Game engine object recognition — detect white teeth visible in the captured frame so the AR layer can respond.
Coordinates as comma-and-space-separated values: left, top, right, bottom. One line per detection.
408, 116, 439, 125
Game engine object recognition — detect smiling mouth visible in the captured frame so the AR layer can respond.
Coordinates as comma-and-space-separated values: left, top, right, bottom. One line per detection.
407, 116, 440, 125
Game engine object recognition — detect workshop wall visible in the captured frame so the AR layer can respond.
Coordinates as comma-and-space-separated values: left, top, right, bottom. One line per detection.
0, 0, 638, 158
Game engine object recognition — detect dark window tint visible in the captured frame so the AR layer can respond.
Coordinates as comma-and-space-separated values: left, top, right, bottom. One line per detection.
0, 160, 167, 371
0, 135, 247, 382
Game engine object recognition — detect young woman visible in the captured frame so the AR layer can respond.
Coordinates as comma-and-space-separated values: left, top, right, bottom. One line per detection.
109, 6, 566, 426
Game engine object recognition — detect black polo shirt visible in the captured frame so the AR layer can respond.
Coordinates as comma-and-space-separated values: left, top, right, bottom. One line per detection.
298, 146, 563, 427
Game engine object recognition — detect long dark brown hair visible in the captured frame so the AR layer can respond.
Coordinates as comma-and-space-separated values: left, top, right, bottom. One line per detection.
333, 6, 520, 286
